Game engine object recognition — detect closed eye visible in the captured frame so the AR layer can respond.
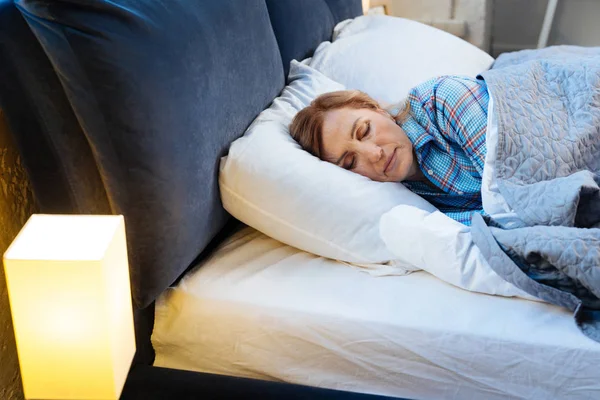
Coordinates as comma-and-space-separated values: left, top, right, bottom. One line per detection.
360, 121, 371, 140
343, 155, 356, 170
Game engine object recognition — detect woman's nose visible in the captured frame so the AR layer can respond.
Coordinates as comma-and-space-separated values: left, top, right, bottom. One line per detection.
366, 145, 384, 164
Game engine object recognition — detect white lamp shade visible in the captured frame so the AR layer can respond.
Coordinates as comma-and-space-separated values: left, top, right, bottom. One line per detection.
3, 214, 136, 400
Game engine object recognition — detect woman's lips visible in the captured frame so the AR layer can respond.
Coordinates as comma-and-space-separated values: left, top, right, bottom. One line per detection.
384, 148, 397, 176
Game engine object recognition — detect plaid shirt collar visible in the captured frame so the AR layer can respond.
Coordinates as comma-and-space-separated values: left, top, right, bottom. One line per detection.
396, 76, 490, 225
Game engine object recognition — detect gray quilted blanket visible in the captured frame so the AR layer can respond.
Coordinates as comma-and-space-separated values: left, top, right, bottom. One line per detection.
471, 46, 600, 343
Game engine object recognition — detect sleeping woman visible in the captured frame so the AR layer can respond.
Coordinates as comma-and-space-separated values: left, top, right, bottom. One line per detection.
290, 76, 488, 225
290, 59, 600, 340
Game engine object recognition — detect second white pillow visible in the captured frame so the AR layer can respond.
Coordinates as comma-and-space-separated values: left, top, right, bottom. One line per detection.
310, 15, 495, 105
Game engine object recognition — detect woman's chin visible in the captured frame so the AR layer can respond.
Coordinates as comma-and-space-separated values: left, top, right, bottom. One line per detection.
390, 162, 407, 182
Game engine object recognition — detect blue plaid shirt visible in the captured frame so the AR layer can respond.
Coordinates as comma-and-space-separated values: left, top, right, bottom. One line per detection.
399, 76, 489, 225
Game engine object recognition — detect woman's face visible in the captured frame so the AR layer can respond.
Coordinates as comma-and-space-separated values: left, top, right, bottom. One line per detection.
320, 107, 416, 182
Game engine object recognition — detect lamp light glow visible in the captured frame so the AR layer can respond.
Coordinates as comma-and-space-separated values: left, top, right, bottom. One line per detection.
362, 0, 371, 14
3, 214, 135, 400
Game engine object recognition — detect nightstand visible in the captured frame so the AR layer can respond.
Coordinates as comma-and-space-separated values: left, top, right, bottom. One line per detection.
121, 365, 408, 400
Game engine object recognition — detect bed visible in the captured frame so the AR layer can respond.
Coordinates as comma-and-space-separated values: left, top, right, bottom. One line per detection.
1, 0, 599, 399
152, 226, 600, 399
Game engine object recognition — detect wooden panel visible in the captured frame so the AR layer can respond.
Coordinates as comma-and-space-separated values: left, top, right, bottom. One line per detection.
0, 108, 37, 400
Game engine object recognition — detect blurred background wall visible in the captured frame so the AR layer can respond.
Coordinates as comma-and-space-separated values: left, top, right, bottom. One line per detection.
379, 0, 600, 56
491, 0, 600, 56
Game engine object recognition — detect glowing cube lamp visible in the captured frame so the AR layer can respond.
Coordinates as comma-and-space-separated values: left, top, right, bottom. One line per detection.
3, 215, 135, 400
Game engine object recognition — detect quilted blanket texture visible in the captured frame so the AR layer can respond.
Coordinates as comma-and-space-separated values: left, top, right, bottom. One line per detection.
471, 46, 600, 343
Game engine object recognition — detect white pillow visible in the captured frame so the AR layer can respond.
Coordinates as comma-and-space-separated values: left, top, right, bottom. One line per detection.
379, 205, 540, 301
219, 60, 435, 270
310, 15, 494, 105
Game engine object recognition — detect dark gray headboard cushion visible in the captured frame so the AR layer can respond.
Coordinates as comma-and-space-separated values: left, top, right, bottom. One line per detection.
15, 0, 285, 308
0, 0, 110, 214
1, 0, 362, 310
266, 0, 362, 77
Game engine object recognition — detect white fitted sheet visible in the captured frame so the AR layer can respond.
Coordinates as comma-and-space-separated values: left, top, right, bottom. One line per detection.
152, 227, 600, 400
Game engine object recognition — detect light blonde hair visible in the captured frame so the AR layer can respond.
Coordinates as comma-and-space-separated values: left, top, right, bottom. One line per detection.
289, 90, 410, 158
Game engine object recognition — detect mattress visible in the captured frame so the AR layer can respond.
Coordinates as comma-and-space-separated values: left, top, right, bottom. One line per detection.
152, 226, 600, 400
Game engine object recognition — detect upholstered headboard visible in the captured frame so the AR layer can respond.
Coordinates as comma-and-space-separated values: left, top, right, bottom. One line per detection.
0, 0, 361, 361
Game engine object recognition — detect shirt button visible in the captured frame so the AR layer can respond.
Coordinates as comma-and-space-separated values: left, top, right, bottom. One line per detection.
427, 169, 434, 175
